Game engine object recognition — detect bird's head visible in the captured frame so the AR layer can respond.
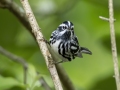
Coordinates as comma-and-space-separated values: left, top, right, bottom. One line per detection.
58, 21, 74, 31
57, 21, 74, 39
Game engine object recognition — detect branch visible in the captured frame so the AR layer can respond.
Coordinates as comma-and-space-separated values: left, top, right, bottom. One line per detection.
49, 49, 76, 90
0, 46, 52, 90
0, 0, 76, 90
56, 65, 75, 90
19, 0, 63, 90
0, 46, 28, 84
108, 0, 120, 89
100, 0, 120, 89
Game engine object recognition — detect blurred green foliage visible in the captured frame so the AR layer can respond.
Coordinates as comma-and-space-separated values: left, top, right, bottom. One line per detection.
0, 0, 120, 90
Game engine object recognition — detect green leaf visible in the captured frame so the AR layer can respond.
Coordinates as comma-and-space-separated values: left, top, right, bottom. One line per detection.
27, 64, 41, 90
0, 75, 24, 90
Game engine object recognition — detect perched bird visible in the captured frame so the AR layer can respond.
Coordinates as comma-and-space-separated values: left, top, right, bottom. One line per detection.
49, 21, 92, 64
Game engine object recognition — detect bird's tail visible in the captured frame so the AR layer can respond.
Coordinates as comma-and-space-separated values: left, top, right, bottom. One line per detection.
76, 47, 92, 58
81, 47, 92, 55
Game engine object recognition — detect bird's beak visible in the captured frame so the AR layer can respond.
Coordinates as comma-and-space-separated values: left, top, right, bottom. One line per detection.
68, 27, 71, 30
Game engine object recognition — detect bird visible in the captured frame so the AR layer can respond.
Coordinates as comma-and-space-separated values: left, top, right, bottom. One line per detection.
49, 21, 92, 64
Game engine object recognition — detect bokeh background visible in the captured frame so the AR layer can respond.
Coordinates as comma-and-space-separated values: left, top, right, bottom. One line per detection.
0, 0, 120, 90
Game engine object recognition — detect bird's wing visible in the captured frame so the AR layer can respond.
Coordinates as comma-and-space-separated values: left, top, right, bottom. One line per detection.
71, 36, 83, 58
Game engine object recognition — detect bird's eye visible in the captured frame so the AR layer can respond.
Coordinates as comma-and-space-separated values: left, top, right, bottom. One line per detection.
71, 26, 74, 30
63, 26, 67, 30
71, 27, 73, 30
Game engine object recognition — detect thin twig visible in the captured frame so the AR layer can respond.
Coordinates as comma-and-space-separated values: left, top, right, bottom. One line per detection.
19, 0, 63, 90
0, 46, 28, 84
37, 72, 51, 90
99, 16, 116, 22
108, 0, 120, 90
99, 16, 110, 21
39, 77, 51, 90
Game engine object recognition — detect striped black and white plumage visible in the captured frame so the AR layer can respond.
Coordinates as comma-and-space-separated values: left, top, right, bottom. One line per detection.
49, 21, 92, 63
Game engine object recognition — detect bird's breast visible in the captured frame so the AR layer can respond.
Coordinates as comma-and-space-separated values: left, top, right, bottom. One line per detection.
50, 40, 61, 54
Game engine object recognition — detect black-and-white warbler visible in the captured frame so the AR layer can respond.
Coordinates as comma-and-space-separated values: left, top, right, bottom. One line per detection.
49, 21, 92, 63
